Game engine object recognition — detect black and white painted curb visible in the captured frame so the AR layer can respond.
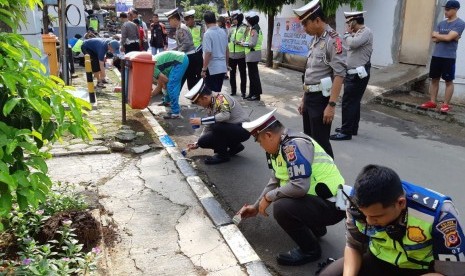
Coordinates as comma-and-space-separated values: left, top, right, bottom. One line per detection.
141, 108, 271, 276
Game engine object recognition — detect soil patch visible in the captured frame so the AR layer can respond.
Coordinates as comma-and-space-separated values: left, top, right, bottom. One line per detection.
37, 210, 101, 252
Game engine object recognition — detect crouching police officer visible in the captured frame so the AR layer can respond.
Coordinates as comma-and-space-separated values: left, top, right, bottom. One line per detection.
237, 109, 346, 266
319, 165, 465, 276
185, 79, 250, 165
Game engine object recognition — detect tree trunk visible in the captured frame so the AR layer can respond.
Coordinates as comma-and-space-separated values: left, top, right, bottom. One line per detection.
43, 5, 50, 34
265, 12, 275, 68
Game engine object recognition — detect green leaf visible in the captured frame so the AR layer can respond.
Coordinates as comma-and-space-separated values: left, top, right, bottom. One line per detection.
29, 156, 48, 173
0, 171, 15, 187
42, 121, 56, 141
2, 97, 21, 116
0, 183, 12, 212
6, 139, 17, 154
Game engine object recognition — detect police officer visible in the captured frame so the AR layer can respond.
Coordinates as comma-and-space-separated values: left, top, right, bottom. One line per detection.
241, 11, 263, 101
237, 109, 346, 266
164, 8, 200, 90
330, 11, 373, 141
294, 0, 347, 158
228, 10, 248, 97
319, 165, 465, 276
183, 9, 204, 87
185, 79, 250, 165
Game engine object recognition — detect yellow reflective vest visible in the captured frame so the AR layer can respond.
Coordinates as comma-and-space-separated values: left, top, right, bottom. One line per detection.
270, 136, 344, 197
228, 24, 247, 53
244, 26, 263, 55
189, 25, 202, 48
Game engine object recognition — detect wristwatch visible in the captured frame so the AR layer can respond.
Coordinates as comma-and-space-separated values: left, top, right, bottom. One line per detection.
328, 101, 336, 107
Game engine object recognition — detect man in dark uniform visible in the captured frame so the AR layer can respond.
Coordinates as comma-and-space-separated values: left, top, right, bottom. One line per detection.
237, 109, 346, 266
319, 165, 465, 276
185, 79, 250, 165
164, 8, 200, 90
330, 11, 373, 141
294, 0, 347, 158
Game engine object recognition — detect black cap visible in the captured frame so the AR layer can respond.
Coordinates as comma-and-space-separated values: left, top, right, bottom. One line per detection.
443, 0, 460, 9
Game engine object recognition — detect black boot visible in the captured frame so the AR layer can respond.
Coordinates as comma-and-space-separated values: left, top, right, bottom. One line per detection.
277, 227, 321, 266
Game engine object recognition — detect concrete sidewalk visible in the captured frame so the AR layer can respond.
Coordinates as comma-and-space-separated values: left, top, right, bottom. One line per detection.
44, 66, 269, 275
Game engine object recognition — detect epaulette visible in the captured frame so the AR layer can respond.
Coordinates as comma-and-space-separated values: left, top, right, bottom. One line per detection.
407, 192, 440, 212
329, 30, 343, 54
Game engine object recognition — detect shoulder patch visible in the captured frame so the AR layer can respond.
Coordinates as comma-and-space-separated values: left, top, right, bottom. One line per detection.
283, 145, 297, 162
436, 218, 462, 248
333, 36, 342, 54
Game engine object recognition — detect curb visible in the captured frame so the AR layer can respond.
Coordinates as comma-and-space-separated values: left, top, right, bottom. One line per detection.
141, 108, 271, 276
373, 96, 465, 127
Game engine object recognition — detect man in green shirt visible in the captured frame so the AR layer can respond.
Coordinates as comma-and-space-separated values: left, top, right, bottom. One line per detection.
152, 51, 189, 119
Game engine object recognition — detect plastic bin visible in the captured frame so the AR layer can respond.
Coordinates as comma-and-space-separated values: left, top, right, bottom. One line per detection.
124, 51, 155, 109
42, 34, 59, 76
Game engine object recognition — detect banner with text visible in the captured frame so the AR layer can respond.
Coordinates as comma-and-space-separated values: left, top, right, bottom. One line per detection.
271, 17, 313, 56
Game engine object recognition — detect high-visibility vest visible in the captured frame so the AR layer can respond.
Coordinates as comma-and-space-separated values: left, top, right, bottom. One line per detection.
89, 18, 99, 32
270, 136, 344, 197
189, 25, 202, 47
355, 181, 451, 269
244, 25, 263, 55
72, 39, 84, 53
228, 24, 247, 53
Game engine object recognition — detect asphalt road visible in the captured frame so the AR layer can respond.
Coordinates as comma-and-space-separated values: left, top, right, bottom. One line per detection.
155, 65, 465, 276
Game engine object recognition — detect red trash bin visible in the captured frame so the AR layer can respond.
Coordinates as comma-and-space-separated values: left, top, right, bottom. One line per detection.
124, 52, 155, 109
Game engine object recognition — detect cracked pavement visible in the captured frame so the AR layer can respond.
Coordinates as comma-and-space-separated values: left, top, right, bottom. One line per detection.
47, 150, 246, 275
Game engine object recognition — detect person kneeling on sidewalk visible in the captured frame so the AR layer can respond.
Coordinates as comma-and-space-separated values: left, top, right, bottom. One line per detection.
236, 109, 346, 266
185, 79, 250, 165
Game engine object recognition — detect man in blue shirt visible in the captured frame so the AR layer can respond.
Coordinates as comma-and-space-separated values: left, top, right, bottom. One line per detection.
421, 0, 465, 113
81, 38, 120, 88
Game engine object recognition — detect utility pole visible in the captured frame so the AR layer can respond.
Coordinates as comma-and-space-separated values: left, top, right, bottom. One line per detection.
58, 0, 69, 84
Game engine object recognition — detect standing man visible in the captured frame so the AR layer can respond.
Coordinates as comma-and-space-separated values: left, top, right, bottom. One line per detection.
237, 109, 346, 266
201, 11, 229, 92
330, 11, 373, 141
149, 14, 167, 55
228, 11, 248, 97
81, 38, 120, 88
185, 79, 250, 165
294, 0, 347, 158
319, 165, 465, 276
152, 51, 189, 119
119, 12, 140, 53
421, 0, 465, 113
183, 9, 204, 88
165, 8, 199, 90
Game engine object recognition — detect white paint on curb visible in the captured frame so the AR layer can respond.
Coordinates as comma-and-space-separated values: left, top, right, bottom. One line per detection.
186, 176, 214, 200
219, 224, 261, 265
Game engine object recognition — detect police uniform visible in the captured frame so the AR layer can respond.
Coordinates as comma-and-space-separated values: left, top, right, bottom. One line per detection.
185, 79, 250, 164
320, 181, 465, 275
183, 9, 204, 90
243, 11, 263, 101
164, 8, 200, 90
242, 109, 346, 266
294, 0, 347, 158
228, 10, 248, 97
330, 11, 373, 140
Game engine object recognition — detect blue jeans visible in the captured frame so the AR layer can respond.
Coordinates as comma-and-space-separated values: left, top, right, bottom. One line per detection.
167, 55, 189, 114
151, 47, 164, 55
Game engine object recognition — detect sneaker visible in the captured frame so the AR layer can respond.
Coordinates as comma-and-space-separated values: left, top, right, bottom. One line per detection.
96, 82, 106, 88
420, 101, 437, 109
157, 102, 171, 107
440, 104, 451, 113
163, 113, 180, 119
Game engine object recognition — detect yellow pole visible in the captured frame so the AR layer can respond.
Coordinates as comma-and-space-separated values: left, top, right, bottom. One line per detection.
84, 54, 96, 103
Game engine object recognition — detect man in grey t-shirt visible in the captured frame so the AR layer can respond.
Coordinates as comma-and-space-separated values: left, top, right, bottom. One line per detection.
421, 0, 465, 113
201, 11, 229, 92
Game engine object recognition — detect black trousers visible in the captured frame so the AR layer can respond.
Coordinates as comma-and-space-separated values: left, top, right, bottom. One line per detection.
182, 51, 203, 90
340, 73, 370, 135
124, 42, 140, 54
229, 57, 247, 95
319, 251, 432, 276
205, 71, 226, 92
197, 122, 250, 155
273, 195, 345, 234
246, 62, 262, 97
302, 92, 333, 158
